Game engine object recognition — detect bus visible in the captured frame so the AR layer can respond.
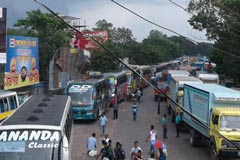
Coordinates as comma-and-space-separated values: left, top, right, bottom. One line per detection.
126, 68, 141, 94
0, 90, 21, 122
0, 94, 72, 160
104, 70, 128, 103
139, 65, 152, 88
65, 77, 109, 120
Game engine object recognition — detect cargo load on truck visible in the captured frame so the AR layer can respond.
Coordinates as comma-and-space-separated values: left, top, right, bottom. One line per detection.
183, 83, 240, 159
168, 76, 203, 122
196, 72, 219, 84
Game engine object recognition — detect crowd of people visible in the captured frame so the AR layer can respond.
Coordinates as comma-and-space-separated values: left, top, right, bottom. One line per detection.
85, 86, 184, 160
86, 125, 168, 160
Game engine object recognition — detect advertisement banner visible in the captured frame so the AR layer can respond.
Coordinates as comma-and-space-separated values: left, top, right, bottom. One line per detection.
71, 31, 108, 50
4, 36, 39, 90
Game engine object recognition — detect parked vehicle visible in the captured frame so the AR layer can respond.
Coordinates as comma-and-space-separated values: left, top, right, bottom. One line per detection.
183, 83, 240, 159
65, 76, 109, 120
168, 76, 202, 122
196, 72, 219, 84
0, 95, 72, 160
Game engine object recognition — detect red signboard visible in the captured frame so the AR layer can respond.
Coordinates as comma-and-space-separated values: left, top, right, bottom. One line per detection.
71, 31, 108, 50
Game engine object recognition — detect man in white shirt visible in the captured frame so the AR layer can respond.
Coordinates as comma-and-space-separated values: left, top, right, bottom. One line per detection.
145, 125, 157, 154
130, 141, 143, 160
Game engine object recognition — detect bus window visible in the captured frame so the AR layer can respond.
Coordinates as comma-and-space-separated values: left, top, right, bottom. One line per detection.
9, 96, 17, 110
3, 99, 8, 112
0, 99, 4, 113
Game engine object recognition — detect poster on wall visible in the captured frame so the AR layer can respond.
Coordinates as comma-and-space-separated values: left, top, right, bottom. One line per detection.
4, 36, 39, 90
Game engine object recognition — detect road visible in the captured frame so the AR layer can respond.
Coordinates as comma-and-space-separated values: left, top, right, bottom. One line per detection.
71, 86, 238, 160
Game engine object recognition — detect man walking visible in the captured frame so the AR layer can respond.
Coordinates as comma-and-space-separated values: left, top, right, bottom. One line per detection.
113, 100, 118, 120
130, 141, 143, 160
99, 112, 108, 137
132, 102, 138, 121
145, 125, 157, 154
162, 114, 168, 139
137, 89, 142, 103
175, 112, 181, 137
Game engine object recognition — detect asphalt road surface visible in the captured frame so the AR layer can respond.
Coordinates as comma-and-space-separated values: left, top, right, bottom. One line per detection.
71, 86, 238, 160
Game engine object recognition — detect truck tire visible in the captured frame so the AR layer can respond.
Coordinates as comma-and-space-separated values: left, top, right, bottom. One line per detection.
190, 128, 198, 147
210, 143, 220, 160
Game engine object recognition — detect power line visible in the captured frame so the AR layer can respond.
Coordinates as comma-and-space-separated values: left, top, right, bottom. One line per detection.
109, 0, 240, 151
34, 0, 240, 151
177, 0, 240, 37
110, 0, 240, 60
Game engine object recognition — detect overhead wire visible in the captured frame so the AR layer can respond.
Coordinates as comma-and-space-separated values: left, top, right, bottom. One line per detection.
110, 0, 240, 150
111, 0, 240, 60
33, 0, 240, 151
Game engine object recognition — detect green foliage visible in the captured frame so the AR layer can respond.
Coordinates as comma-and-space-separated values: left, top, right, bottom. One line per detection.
13, 9, 71, 81
188, 0, 240, 83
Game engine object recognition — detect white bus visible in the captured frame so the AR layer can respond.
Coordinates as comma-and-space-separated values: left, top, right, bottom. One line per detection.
0, 90, 20, 122
0, 94, 72, 160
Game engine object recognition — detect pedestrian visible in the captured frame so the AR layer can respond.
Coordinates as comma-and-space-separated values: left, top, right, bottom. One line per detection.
99, 112, 108, 137
145, 125, 157, 154
132, 102, 138, 121
103, 133, 110, 145
157, 97, 161, 115
87, 133, 97, 157
139, 86, 143, 101
96, 140, 113, 160
127, 86, 132, 101
130, 141, 143, 160
159, 148, 167, 160
117, 143, 126, 160
113, 101, 118, 120
175, 112, 181, 138
114, 142, 121, 160
134, 150, 143, 160
110, 94, 116, 108
136, 89, 142, 103
162, 114, 168, 139
147, 152, 156, 160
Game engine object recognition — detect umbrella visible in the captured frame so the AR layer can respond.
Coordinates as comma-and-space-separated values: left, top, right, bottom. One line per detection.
154, 140, 162, 149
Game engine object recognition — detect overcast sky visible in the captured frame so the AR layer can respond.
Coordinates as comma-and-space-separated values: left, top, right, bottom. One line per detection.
0, 0, 208, 42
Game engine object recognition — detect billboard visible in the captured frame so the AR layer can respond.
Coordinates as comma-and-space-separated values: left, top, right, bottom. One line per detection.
71, 31, 108, 50
4, 36, 39, 90
0, 7, 7, 63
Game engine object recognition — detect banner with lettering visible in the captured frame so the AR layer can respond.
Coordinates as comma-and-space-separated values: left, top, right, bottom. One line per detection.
4, 36, 39, 90
71, 31, 108, 50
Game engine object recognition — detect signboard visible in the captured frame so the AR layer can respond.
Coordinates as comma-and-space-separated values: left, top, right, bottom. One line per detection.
0, 7, 6, 63
71, 31, 108, 50
4, 36, 39, 90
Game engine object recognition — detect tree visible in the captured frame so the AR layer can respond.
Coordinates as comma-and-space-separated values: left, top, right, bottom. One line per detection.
188, 0, 240, 83
14, 9, 71, 81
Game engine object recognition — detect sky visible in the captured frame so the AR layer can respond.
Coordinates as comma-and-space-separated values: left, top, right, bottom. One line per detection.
0, 0, 209, 42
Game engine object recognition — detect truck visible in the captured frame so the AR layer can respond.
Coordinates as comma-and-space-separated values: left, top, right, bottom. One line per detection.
183, 83, 240, 159
196, 72, 219, 84
168, 76, 202, 121
167, 70, 190, 87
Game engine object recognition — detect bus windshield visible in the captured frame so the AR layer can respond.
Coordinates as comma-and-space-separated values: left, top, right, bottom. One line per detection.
0, 130, 61, 160
127, 74, 132, 85
67, 84, 94, 105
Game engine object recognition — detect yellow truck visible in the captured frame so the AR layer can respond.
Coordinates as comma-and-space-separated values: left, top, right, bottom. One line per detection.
183, 83, 240, 159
